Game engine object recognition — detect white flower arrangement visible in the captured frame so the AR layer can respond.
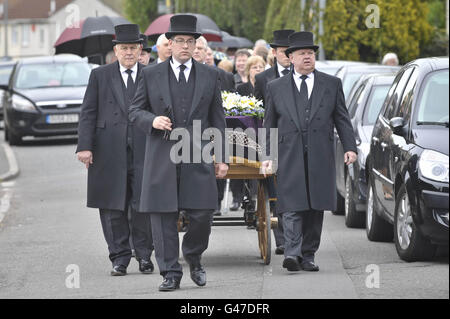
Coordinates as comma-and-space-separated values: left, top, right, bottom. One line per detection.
221, 91, 265, 119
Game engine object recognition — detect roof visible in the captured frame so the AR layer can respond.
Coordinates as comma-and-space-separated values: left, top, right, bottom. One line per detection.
18, 54, 85, 65
0, 0, 73, 20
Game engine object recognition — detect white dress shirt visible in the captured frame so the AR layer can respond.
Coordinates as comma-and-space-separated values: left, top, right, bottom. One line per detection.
277, 62, 290, 78
119, 63, 138, 88
293, 69, 314, 99
170, 58, 193, 82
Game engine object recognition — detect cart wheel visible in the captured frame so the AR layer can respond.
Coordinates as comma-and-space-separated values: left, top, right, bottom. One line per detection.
257, 180, 272, 265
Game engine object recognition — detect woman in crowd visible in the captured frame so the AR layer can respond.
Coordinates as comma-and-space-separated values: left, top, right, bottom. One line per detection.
236, 55, 266, 97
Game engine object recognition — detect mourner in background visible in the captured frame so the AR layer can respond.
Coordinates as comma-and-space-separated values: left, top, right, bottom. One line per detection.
138, 34, 154, 66
237, 55, 266, 97
76, 24, 154, 277
262, 31, 357, 272
151, 34, 172, 65
129, 15, 228, 292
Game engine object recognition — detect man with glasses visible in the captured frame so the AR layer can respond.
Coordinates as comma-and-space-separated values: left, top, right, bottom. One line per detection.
129, 15, 228, 292
77, 24, 154, 277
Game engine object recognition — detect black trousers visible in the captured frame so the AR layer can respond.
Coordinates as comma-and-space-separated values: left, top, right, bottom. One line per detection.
151, 209, 213, 280
98, 148, 153, 267
281, 151, 324, 261
150, 165, 214, 280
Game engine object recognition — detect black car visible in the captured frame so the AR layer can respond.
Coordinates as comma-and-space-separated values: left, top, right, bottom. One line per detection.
366, 57, 449, 261
336, 64, 401, 100
0, 61, 15, 121
0, 54, 90, 145
334, 73, 397, 228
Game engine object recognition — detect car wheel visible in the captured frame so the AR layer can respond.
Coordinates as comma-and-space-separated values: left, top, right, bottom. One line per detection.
333, 188, 345, 215
366, 174, 393, 242
394, 184, 437, 262
345, 174, 365, 228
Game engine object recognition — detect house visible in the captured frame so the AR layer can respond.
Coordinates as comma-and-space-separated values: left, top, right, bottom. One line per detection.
0, 0, 123, 59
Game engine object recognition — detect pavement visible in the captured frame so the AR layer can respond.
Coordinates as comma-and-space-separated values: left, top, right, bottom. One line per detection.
0, 141, 20, 182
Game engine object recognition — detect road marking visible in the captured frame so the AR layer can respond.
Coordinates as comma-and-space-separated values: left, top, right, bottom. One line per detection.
0, 181, 14, 224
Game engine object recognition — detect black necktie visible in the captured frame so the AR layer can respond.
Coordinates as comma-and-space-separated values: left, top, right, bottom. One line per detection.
281, 69, 290, 76
299, 74, 309, 103
125, 69, 136, 100
179, 64, 187, 84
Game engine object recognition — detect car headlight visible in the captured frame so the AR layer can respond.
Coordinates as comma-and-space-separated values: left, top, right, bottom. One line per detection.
12, 94, 37, 112
419, 150, 449, 183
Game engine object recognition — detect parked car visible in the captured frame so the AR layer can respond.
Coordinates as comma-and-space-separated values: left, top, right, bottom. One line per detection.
336, 64, 401, 100
334, 73, 397, 227
0, 54, 91, 145
315, 60, 367, 76
0, 61, 16, 121
366, 57, 448, 261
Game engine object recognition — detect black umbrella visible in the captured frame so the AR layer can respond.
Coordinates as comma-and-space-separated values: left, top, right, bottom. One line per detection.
209, 31, 253, 49
54, 16, 131, 64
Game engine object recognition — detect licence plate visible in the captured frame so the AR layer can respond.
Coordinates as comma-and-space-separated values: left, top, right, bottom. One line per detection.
46, 114, 79, 124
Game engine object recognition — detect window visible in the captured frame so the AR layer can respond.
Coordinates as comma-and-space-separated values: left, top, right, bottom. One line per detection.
15, 62, 91, 89
394, 67, 418, 121
11, 25, 19, 46
348, 83, 366, 119
40, 29, 45, 48
363, 85, 391, 125
383, 67, 414, 120
21, 24, 30, 47
415, 69, 449, 124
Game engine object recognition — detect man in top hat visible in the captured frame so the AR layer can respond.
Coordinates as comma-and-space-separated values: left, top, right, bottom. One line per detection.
262, 31, 357, 272
139, 34, 154, 66
129, 14, 228, 291
77, 24, 154, 276
254, 29, 295, 255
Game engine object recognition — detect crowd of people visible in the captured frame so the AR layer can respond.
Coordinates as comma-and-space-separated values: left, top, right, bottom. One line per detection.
77, 15, 359, 292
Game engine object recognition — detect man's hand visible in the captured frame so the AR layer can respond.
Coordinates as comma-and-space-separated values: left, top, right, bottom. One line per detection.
344, 151, 357, 165
77, 151, 93, 169
152, 116, 172, 131
215, 163, 228, 179
261, 160, 273, 177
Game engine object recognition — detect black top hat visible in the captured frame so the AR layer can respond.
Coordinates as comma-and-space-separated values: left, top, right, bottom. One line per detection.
285, 31, 319, 56
270, 29, 295, 48
140, 34, 152, 52
165, 14, 202, 40
113, 24, 142, 45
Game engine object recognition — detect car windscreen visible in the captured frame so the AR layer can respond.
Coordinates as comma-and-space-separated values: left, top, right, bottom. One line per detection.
415, 69, 449, 126
14, 62, 91, 89
343, 73, 362, 99
0, 65, 14, 85
363, 85, 391, 125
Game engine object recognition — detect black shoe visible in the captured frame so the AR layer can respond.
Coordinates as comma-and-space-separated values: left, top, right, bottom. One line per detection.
190, 264, 207, 287
282, 256, 301, 272
159, 277, 181, 292
110, 265, 127, 276
301, 261, 320, 272
214, 210, 222, 216
230, 201, 240, 211
138, 259, 154, 274
275, 246, 285, 255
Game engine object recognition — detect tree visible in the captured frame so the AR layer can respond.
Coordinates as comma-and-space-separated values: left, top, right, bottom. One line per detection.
123, 0, 159, 33
322, 0, 433, 63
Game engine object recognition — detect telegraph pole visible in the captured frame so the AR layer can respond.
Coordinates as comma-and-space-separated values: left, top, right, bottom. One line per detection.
2, 0, 8, 58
